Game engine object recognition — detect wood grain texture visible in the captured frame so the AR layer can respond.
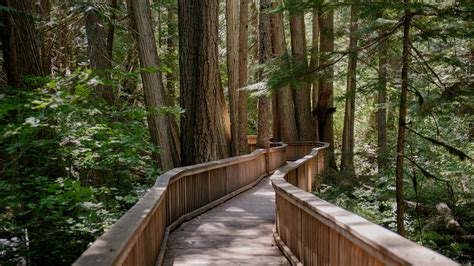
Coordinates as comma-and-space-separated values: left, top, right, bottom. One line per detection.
74, 141, 455, 266
74, 143, 287, 266
271, 142, 458, 266
163, 177, 289, 265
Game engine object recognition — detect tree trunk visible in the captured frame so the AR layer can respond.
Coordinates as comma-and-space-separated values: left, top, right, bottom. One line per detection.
85, 0, 116, 105
1, 0, 43, 88
395, 3, 412, 236
377, 32, 389, 173
290, 13, 315, 141
341, 2, 358, 174
270, 2, 298, 142
179, 0, 231, 165
251, 2, 259, 82
226, 0, 240, 156
107, 0, 117, 67
272, 93, 280, 141
164, 8, 181, 167
166, 7, 178, 104
127, 0, 178, 170
238, 0, 250, 154
256, 0, 272, 149
40, 0, 52, 75
318, 9, 337, 170
310, 8, 320, 141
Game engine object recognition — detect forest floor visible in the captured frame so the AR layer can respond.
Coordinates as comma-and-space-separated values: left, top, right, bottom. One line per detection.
315, 171, 474, 263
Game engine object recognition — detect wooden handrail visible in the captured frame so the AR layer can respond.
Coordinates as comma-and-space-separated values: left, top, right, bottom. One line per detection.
271, 142, 458, 265
74, 142, 288, 266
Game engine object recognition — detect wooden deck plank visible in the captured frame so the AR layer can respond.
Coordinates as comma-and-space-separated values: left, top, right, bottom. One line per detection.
163, 177, 289, 265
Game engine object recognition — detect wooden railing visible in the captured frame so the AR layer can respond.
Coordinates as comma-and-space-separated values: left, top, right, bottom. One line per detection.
74, 142, 287, 266
271, 142, 458, 265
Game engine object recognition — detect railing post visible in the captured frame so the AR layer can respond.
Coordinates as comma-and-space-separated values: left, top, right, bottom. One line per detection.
265, 148, 270, 175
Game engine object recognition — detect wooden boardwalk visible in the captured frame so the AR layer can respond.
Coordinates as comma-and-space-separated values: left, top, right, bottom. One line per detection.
75, 142, 456, 266
163, 177, 289, 265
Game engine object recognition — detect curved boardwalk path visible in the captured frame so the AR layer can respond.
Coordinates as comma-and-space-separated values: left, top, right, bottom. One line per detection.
163, 177, 289, 265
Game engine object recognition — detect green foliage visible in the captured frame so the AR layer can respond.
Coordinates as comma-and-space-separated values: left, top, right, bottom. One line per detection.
269, 0, 474, 263
0, 70, 158, 265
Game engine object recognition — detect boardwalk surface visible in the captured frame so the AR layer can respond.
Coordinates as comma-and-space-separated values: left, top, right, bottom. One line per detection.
163, 177, 289, 265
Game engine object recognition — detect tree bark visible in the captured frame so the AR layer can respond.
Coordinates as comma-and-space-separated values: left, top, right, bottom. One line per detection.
377, 32, 389, 173
290, 13, 315, 141
40, 0, 52, 75
1, 0, 43, 88
256, 0, 272, 149
127, 0, 178, 170
318, 9, 337, 170
341, 2, 358, 174
395, 2, 412, 236
179, 0, 231, 165
106, 0, 117, 67
166, 7, 178, 104
270, 2, 298, 142
226, 0, 240, 156
310, 8, 320, 141
238, 0, 250, 154
86, 0, 116, 105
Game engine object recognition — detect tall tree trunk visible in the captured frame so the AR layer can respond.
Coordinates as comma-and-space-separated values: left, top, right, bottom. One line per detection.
164, 5, 181, 167
341, 2, 358, 174
154, 0, 162, 48
290, 12, 315, 141
395, 2, 412, 236
226, 0, 240, 156
310, 8, 320, 141
106, 0, 117, 67
272, 94, 280, 141
271, 2, 298, 142
53, 2, 72, 75
238, 0, 250, 154
256, 0, 272, 149
127, 0, 177, 170
166, 7, 178, 103
179, 0, 231, 165
251, 2, 259, 82
377, 32, 388, 173
85, 0, 116, 105
1, 0, 43, 88
318, 9, 337, 170
40, 0, 52, 75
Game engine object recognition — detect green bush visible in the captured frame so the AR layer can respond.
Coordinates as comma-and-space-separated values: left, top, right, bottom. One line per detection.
0, 70, 158, 265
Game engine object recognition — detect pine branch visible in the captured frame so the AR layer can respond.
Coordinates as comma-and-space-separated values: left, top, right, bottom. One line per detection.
409, 41, 448, 92
404, 156, 449, 183
406, 127, 471, 161
270, 17, 404, 89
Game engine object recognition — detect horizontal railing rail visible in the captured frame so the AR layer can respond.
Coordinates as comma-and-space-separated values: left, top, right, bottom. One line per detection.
74, 142, 288, 266
271, 142, 458, 265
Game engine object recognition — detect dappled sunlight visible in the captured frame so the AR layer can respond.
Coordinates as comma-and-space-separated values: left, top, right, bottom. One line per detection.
164, 176, 288, 265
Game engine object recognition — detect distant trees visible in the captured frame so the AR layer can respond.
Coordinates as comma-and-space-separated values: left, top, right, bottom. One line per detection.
376, 28, 388, 173
395, 0, 412, 236
341, 1, 358, 175
85, 0, 116, 105
0, 0, 43, 88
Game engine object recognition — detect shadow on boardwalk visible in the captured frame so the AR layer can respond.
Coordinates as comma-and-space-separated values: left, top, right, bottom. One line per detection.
163, 177, 289, 265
